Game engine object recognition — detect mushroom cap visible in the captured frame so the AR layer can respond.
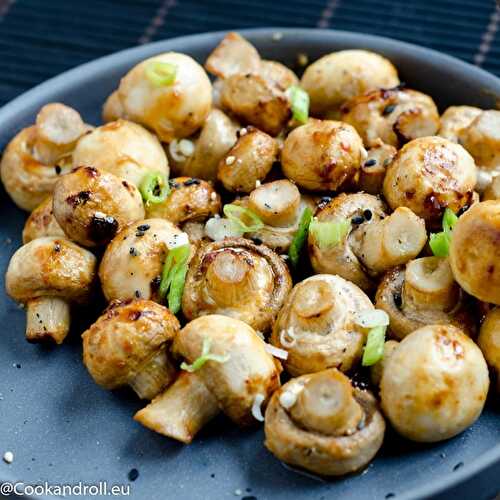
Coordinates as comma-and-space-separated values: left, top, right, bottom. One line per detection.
358, 141, 397, 195
300, 50, 399, 116
438, 105, 482, 142
281, 119, 366, 192
99, 218, 184, 302
483, 174, 500, 201
145, 177, 220, 224
381, 324, 489, 442
118, 52, 212, 142
478, 307, 500, 388
264, 370, 385, 476
22, 196, 65, 244
6, 236, 97, 304
260, 60, 299, 90
341, 87, 439, 148
173, 314, 280, 426
53, 166, 145, 247
271, 274, 374, 376
383, 136, 477, 224
449, 200, 500, 304
102, 90, 127, 123
82, 299, 179, 389
72, 119, 168, 187
182, 237, 292, 332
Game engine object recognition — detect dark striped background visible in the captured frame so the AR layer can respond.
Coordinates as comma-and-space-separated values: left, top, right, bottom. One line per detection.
0, 0, 498, 107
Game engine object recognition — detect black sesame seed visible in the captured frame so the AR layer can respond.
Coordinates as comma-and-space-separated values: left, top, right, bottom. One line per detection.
16, 363, 21, 369
129, 247, 140, 257
168, 179, 180, 189
351, 215, 365, 225
363, 159, 377, 167
252, 238, 263, 245
319, 196, 332, 204
150, 276, 161, 289
453, 462, 464, 471
53, 243, 61, 252
128, 468, 139, 481
456, 205, 469, 216
382, 104, 396, 116
363, 209, 372, 220
134, 290, 141, 299
385, 494, 395, 499
184, 178, 201, 186
210, 473, 215, 478
383, 158, 392, 166
55, 165, 62, 175
394, 293, 402, 308
137, 224, 150, 232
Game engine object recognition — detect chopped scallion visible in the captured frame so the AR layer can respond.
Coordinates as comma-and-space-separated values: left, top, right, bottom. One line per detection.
159, 243, 190, 314
288, 207, 313, 267
309, 218, 351, 250
223, 204, 264, 232
139, 172, 170, 205
430, 208, 459, 257
286, 85, 309, 124
362, 325, 387, 366
145, 61, 177, 87
181, 337, 230, 372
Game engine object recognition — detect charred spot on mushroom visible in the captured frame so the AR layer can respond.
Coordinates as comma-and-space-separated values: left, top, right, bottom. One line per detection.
88, 214, 118, 244
150, 276, 161, 291
129, 247, 140, 257
66, 190, 91, 207
54, 165, 62, 175
183, 178, 201, 187
53, 243, 61, 253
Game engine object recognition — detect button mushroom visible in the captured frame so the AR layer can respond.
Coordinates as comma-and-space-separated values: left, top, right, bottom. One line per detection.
182, 237, 292, 333
173, 315, 281, 426
308, 193, 427, 291
82, 299, 179, 399
438, 105, 482, 142
383, 136, 477, 226
217, 126, 279, 193
271, 274, 374, 376
52, 166, 145, 247
71, 119, 169, 187
370, 340, 399, 387
300, 50, 399, 118
449, 200, 500, 304
102, 90, 127, 123
0, 103, 90, 211
483, 174, 500, 201
281, 119, 366, 192
5, 237, 97, 344
22, 196, 65, 244
381, 324, 489, 442
264, 369, 385, 476
478, 307, 500, 392
358, 140, 397, 195
99, 218, 184, 303
341, 87, 439, 148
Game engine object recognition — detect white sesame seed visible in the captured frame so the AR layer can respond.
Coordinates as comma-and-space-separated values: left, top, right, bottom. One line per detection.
225, 156, 236, 166
210, 192, 217, 201
234, 489, 242, 496
239, 127, 248, 136
3, 451, 14, 464
255, 180, 261, 188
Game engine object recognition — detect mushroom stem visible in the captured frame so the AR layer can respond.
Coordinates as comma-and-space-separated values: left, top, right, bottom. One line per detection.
26, 296, 70, 344
353, 207, 427, 274
289, 370, 363, 436
403, 257, 460, 312
129, 345, 177, 400
134, 372, 219, 444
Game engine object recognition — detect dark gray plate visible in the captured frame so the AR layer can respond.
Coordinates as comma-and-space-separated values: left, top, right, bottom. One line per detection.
1, 28, 500, 500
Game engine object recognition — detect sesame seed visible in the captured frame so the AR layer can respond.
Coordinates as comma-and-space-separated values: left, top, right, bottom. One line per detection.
225, 156, 236, 166
3, 451, 14, 464
364, 159, 377, 167
234, 489, 243, 496
239, 128, 248, 136
255, 180, 261, 188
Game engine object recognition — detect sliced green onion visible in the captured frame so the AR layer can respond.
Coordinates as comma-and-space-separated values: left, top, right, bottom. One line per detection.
309, 218, 351, 250
286, 85, 309, 124
181, 337, 230, 372
145, 61, 177, 87
159, 243, 190, 314
443, 208, 458, 235
362, 325, 387, 366
288, 207, 313, 267
223, 204, 264, 232
430, 208, 459, 257
140, 172, 170, 205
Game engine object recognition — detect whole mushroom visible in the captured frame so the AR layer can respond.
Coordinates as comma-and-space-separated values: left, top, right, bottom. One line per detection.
82, 299, 179, 399
381, 324, 489, 442
22, 196, 65, 244
5, 237, 97, 344
264, 369, 385, 476
478, 307, 500, 392
438, 105, 482, 142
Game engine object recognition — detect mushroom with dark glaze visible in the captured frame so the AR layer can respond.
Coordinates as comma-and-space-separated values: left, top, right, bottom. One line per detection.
82, 299, 180, 399
264, 369, 385, 476
5, 237, 97, 344
182, 237, 292, 333
22, 196, 65, 244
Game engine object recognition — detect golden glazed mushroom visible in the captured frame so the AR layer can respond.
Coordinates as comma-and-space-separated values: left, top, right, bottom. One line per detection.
0, 103, 90, 211
52, 166, 145, 247
182, 237, 292, 332
383, 136, 477, 225
5, 237, 97, 344
358, 141, 397, 195
483, 174, 500, 201
264, 369, 385, 476
22, 196, 65, 244
375, 257, 475, 340
82, 299, 179, 399
478, 308, 500, 392
281, 119, 367, 192
449, 200, 500, 304
341, 87, 439, 148
72, 119, 169, 187
438, 105, 482, 142
271, 274, 374, 376
381, 325, 489, 442
300, 50, 399, 117
117, 52, 212, 142
370, 340, 399, 387
173, 315, 281, 426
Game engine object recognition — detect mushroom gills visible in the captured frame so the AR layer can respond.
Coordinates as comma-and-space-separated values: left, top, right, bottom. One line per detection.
26, 296, 70, 344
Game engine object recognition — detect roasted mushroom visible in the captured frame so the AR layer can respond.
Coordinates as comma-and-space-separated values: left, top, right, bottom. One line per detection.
271, 274, 374, 376
265, 369, 385, 476
375, 257, 474, 340
1, 103, 89, 211
438, 105, 482, 142
381, 325, 489, 442
449, 200, 500, 304
82, 299, 179, 399
341, 87, 439, 148
116, 52, 212, 142
308, 193, 427, 291
218, 126, 278, 193
300, 50, 399, 117
357, 140, 397, 195
52, 166, 145, 247
22, 196, 65, 243
370, 340, 399, 387
483, 174, 500, 201
173, 315, 281, 426
182, 237, 292, 332
281, 119, 367, 192
383, 136, 477, 225
5, 237, 97, 344
99, 218, 184, 302
102, 90, 127, 123
478, 308, 500, 391
72, 119, 169, 187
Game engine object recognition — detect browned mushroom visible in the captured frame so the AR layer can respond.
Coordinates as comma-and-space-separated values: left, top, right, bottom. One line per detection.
22, 196, 65, 244
358, 140, 397, 195
478, 307, 500, 392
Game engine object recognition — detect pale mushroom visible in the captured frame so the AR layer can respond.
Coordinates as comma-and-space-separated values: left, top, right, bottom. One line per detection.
483, 174, 500, 201
22, 196, 65, 244
478, 308, 500, 392
438, 105, 482, 142
102, 90, 127, 123
358, 141, 397, 195
370, 340, 399, 387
